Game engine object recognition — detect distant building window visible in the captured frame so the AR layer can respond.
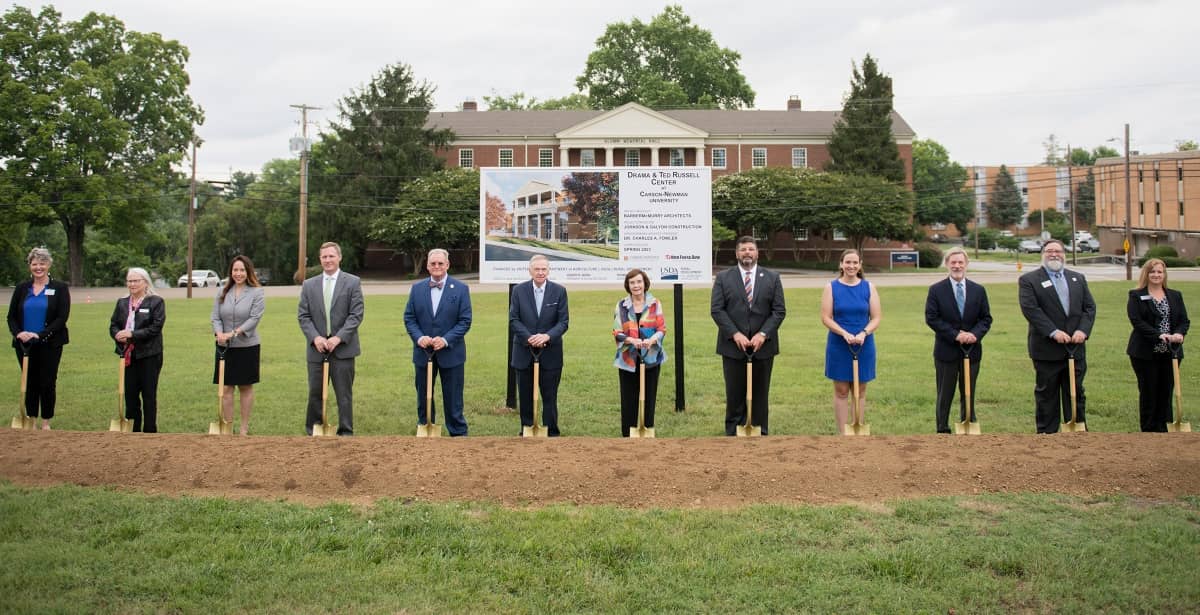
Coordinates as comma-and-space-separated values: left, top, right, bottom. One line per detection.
751, 227, 768, 242
791, 147, 808, 168
459, 149, 474, 169
670, 148, 685, 166
712, 148, 727, 169
539, 148, 553, 167
833, 229, 847, 241
752, 148, 767, 168
580, 149, 596, 167
499, 148, 513, 167
625, 149, 640, 166
792, 227, 809, 241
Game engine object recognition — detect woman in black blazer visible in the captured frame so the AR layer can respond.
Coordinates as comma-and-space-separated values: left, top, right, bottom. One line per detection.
109, 267, 167, 433
1126, 258, 1190, 432
6, 248, 70, 429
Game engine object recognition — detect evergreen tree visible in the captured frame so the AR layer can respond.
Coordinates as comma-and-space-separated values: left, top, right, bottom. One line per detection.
1074, 168, 1096, 226
987, 165, 1025, 227
824, 54, 905, 183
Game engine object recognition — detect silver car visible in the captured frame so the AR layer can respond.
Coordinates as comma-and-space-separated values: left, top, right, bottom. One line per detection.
177, 269, 221, 288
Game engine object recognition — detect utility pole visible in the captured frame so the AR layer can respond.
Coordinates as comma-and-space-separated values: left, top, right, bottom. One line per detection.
187, 142, 197, 299
290, 104, 321, 284
1068, 143, 1076, 266
1123, 123, 1133, 281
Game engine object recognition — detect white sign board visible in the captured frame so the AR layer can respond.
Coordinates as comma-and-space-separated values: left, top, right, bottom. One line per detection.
479, 167, 712, 283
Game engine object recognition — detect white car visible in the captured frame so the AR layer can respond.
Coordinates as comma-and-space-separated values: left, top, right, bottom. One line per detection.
1018, 239, 1044, 253
177, 269, 221, 288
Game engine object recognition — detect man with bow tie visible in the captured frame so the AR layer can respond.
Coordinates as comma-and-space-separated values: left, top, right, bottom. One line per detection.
925, 246, 993, 433
1018, 239, 1097, 433
404, 248, 473, 436
710, 236, 787, 435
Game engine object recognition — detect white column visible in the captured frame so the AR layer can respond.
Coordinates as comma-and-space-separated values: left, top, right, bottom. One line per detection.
605, 147, 614, 168
651, 147, 659, 166
695, 146, 705, 166
559, 146, 569, 168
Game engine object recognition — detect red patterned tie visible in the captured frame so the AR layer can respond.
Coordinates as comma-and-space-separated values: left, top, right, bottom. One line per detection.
744, 271, 753, 303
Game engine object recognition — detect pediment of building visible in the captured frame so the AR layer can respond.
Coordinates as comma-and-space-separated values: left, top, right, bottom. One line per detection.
556, 103, 708, 142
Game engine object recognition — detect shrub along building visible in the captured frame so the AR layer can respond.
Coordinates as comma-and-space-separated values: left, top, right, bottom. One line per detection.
423, 98, 916, 265
1094, 150, 1200, 260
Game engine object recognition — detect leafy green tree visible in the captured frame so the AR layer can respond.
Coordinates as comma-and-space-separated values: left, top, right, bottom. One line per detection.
1074, 167, 1096, 226
561, 172, 620, 242
482, 91, 590, 111
368, 168, 479, 275
576, 5, 754, 110
310, 63, 453, 272
712, 167, 812, 259
824, 54, 906, 183
807, 173, 914, 256
1177, 139, 1198, 152
0, 6, 203, 285
1043, 134, 1066, 166
1068, 145, 1119, 166
986, 165, 1025, 227
911, 139, 973, 233
711, 217, 735, 262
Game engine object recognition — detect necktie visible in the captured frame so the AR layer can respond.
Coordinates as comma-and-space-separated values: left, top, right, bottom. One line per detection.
1052, 272, 1069, 312
535, 286, 544, 315
954, 281, 965, 317
323, 276, 334, 335
744, 271, 753, 303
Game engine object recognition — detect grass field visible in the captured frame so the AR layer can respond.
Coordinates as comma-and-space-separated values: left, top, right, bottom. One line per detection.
4, 278, 1199, 613
20, 279, 1200, 437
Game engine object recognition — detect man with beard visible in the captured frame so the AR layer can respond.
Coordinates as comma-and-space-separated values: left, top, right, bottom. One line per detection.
711, 236, 787, 435
1018, 239, 1097, 433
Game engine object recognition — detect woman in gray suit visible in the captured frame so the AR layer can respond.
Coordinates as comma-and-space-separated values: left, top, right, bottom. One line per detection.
212, 255, 266, 435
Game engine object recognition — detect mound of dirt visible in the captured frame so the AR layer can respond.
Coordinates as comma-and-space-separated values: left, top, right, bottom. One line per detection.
1, 430, 1197, 508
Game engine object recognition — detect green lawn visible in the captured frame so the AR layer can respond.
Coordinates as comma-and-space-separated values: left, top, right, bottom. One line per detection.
24, 279, 1199, 437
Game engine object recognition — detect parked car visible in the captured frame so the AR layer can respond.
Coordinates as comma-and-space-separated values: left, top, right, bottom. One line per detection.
177, 269, 221, 288
1075, 238, 1100, 253
1019, 239, 1044, 253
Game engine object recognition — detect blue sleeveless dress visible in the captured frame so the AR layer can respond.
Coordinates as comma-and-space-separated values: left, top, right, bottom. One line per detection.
825, 279, 876, 382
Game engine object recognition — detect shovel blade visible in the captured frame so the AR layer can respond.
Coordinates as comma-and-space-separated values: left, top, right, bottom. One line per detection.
521, 424, 548, 438
955, 419, 982, 435
415, 423, 441, 437
1062, 420, 1086, 433
843, 422, 870, 436
1167, 421, 1192, 433
110, 418, 133, 433
208, 421, 222, 435
736, 424, 761, 437
629, 426, 655, 439
11, 415, 27, 430
311, 422, 336, 437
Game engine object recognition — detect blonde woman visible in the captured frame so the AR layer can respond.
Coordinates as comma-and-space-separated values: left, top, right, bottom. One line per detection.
6, 248, 70, 429
109, 267, 166, 432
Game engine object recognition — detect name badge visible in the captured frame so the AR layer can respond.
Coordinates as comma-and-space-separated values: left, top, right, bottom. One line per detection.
1071, 277, 1077, 282
138, 308, 149, 313
1141, 295, 1152, 301
1041, 280, 1053, 288
45, 289, 55, 295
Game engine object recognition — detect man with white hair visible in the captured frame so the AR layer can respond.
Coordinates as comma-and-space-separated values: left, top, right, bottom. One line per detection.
404, 248, 472, 436
1018, 239, 1096, 433
925, 246, 992, 433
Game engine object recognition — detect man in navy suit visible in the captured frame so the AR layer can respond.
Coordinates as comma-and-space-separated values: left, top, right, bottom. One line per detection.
509, 254, 569, 436
404, 248, 473, 436
924, 246, 993, 433
710, 236, 787, 435
1018, 239, 1097, 433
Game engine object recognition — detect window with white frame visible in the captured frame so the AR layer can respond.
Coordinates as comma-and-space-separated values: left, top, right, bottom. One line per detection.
833, 229, 847, 241
792, 227, 809, 241
670, 148, 685, 166
625, 149, 640, 166
499, 148, 513, 167
752, 147, 767, 168
712, 147, 727, 169
580, 149, 596, 167
539, 148, 553, 167
751, 227, 768, 242
458, 149, 474, 168
791, 147, 808, 168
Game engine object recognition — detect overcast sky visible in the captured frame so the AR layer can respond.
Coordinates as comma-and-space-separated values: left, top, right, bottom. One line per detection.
37, 0, 1200, 179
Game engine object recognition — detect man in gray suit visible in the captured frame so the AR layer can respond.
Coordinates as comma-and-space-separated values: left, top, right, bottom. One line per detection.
711, 236, 787, 435
298, 241, 364, 435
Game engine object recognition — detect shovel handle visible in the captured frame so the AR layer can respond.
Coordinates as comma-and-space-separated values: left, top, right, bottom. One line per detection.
1173, 357, 1185, 425
744, 359, 753, 425
1067, 356, 1078, 424
851, 356, 861, 425
962, 356, 972, 421
425, 352, 435, 424
321, 354, 330, 426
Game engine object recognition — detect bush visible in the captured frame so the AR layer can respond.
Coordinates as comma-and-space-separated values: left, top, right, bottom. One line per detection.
997, 236, 1020, 252
915, 242, 943, 268
1144, 245, 1179, 259
964, 228, 999, 250
1137, 255, 1194, 268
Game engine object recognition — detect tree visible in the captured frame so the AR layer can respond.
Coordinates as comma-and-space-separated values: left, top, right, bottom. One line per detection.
484, 192, 507, 233
1043, 134, 1066, 166
1074, 167, 1096, 226
807, 173, 914, 256
712, 167, 812, 259
1177, 139, 1198, 152
824, 54, 906, 184
576, 5, 755, 110
368, 168, 479, 275
194, 158, 299, 284
987, 165, 1025, 227
911, 139, 974, 234
1068, 145, 1119, 166
0, 6, 203, 285
561, 172, 620, 242
482, 91, 590, 111
310, 62, 453, 273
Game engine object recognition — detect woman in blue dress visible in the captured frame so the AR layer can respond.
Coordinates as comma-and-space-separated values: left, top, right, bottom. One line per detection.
820, 249, 882, 434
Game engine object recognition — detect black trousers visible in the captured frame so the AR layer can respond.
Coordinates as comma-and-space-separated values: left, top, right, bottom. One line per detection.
1033, 357, 1086, 434
517, 365, 561, 436
1130, 355, 1176, 432
934, 357, 980, 433
125, 353, 163, 433
14, 345, 63, 420
618, 364, 659, 437
722, 355, 773, 435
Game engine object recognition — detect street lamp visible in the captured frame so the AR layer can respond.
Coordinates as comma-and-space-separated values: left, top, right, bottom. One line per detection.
1108, 124, 1133, 281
